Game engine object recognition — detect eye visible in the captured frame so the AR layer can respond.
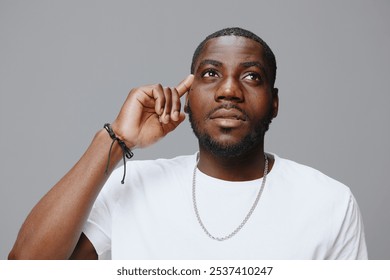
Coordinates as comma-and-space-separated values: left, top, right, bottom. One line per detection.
243, 72, 262, 82
202, 69, 219, 78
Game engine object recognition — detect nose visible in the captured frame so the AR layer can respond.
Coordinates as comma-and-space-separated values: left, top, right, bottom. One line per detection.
215, 77, 244, 102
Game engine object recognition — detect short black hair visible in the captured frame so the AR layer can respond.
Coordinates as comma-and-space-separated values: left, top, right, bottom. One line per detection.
190, 27, 277, 87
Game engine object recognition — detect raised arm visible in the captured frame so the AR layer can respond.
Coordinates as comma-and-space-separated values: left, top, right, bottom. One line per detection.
8, 75, 194, 259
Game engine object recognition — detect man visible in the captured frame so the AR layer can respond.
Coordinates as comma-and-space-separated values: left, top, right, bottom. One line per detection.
9, 27, 367, 260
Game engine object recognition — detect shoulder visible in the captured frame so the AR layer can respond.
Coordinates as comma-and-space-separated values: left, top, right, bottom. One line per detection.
125, 154, 196, 177
129, 153, 196, 168
100, 154, 196, 198
270, 154, 352, 201
270, 155, 367, 259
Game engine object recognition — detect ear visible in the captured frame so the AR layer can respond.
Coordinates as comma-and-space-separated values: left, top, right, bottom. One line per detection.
271, 88, 279, 118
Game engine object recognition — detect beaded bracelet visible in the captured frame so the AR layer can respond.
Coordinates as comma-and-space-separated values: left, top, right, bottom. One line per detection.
103, 123, 134, 184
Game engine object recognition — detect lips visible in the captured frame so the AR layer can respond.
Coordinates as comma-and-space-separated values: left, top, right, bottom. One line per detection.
206, 107, 248, 129
209, 108, 247, 121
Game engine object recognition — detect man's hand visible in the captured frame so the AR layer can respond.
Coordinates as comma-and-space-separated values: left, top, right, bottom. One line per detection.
112, 74, 194, 149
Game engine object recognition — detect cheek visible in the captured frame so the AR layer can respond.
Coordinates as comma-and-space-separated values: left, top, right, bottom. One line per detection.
188, 86, 209, 107
191, 88, 217, 112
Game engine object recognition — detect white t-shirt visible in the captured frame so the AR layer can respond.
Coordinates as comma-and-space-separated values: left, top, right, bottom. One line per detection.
83, 153, 367, 259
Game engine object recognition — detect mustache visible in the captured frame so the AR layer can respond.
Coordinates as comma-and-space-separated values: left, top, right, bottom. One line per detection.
205, 103, 249, 121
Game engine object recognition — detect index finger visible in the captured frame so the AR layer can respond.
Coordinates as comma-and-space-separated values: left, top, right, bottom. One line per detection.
175, 74, 194, 97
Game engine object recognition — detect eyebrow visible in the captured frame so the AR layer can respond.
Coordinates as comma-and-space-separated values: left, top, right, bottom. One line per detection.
240, 61, 269, 80
198, 59, 222, 68
240, 61, 266, 73
199, 59, 266, 72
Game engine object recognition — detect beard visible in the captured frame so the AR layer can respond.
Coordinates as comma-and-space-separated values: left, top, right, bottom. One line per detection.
187, 103, 273, 158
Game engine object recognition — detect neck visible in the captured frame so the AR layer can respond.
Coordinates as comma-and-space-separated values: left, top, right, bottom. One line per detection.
197, 145, 272, 181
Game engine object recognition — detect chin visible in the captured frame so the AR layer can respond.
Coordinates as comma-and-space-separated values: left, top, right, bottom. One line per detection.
187, 104, 270, 158
198, 131, 263, 158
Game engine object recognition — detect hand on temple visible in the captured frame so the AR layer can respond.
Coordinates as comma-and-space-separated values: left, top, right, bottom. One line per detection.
112, 74, 194, 149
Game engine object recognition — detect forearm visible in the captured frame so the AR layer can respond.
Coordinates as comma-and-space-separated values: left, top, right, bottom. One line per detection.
8, 129, 123, 259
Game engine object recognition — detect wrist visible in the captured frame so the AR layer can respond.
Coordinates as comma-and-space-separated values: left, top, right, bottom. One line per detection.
96, 129, 123, 164
110, 122, 137, 150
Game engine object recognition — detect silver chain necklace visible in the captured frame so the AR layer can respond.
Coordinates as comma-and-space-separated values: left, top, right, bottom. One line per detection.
192, 154, 269, 241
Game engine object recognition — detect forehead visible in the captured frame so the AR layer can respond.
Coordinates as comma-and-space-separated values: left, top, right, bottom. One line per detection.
195, 36, 266, 69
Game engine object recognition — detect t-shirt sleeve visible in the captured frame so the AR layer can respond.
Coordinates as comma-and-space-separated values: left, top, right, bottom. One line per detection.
82, 191, 112, 259
82, 165, 126, 259
327, 192, 368, 259
82, 164, 128, 259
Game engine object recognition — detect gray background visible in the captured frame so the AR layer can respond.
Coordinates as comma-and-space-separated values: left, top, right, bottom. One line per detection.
0, 0, 389, 259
